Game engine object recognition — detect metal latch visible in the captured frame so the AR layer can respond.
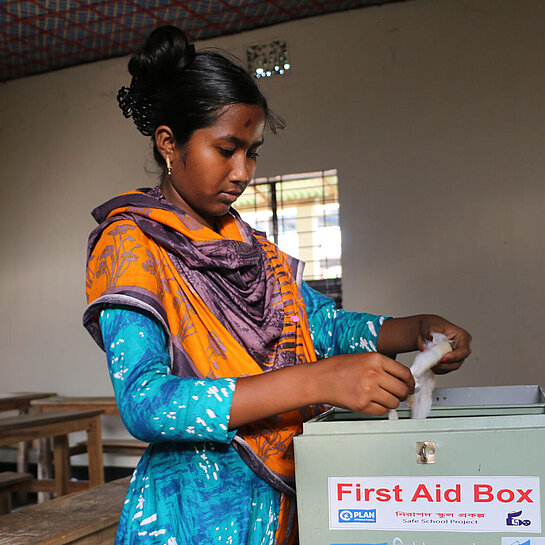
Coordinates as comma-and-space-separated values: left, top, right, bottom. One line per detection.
416, 441, 436, 464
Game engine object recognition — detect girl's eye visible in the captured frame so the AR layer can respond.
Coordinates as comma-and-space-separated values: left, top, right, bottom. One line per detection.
247, 151, 260, 160
219, 148, 235, 157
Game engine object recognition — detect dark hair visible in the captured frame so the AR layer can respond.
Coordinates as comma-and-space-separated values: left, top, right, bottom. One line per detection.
118, 25, 283, 170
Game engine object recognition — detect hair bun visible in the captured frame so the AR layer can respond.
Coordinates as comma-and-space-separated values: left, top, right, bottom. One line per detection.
128, 25, 196, 85
119, 26, 196, 136
117, 83, 154, 136
118, 24, 278, 147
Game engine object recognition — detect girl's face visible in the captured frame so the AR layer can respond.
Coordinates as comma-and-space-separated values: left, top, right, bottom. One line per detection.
160, 103, 265, 231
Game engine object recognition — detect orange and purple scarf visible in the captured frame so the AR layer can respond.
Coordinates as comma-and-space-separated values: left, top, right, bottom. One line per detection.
84, 187, 324, 543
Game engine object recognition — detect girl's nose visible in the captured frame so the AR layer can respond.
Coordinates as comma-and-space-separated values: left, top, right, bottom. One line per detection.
230, 155, 252, 184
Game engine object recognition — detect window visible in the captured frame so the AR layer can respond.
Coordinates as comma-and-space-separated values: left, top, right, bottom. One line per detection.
236, 169, 343, 307
246, 40, 291, 79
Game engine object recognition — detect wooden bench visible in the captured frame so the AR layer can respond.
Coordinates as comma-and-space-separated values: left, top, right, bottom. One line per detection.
0, 472, 33, 514
0, 410, 105, 497
31, 397, 120, 417
0, 392, 57, 478
0, 393, 57, 414
70, 438, 147, 457
0, 476, 130, 545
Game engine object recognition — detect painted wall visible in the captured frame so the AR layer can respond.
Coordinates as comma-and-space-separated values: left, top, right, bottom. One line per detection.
1, 0, 543, 408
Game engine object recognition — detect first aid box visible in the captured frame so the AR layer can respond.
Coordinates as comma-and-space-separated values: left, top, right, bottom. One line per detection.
294, 385, 545, 545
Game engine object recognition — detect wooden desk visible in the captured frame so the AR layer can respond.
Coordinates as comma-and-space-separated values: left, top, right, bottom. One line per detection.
0, 410, 105, 497
0, 392, 57, 413
32, 397, 119, 417
0, 392, 57, 483
0, 476, 130, 545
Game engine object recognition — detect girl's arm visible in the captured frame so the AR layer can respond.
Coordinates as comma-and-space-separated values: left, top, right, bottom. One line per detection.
376, 314, 472, 374
301, 281, 389, 358
100, 307, 237, 443
101, 305, 414, 433
230, 284, 412, 428
231, 291, 471, 428
301, 282, 471, 372
101, 306, 468, 435
230, 350, 413, 428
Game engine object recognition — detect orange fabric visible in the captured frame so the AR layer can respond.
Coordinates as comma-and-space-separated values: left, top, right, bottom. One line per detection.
86, 191, 318, 543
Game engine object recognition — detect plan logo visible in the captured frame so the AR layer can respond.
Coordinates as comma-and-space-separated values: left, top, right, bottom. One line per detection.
506, 510, 531, 527
338, 509, 377, 523
508, 540, 531, 545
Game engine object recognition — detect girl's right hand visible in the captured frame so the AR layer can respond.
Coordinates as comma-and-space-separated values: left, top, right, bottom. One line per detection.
313, 352, 414, 416
230, 351, 414, 428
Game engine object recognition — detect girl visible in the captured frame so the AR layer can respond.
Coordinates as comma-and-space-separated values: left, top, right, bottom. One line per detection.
84, 25, 471, 545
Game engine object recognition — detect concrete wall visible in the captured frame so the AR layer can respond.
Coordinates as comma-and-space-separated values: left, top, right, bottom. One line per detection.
1, 0, 543, 407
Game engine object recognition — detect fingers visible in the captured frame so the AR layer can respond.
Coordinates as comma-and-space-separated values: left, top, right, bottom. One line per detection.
376, 383, 410, 410
440, 346, 471, 365
325, 353, 415, 415
360, 374, 414, 415
382, 357, 415, 397
418, 315, 472, 374
383, 356, 414, 381
432, 361, 464, 374
362, 356, 414, 412
439, 330, 471, 368
361, 400, 400, 417
434, 341, 471, 374
350, 388, 404, 415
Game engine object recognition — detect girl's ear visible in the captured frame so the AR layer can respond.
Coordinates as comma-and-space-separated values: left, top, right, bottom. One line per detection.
155, 125, 177, 159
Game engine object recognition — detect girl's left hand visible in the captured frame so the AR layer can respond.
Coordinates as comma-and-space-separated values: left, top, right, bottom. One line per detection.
417, 315, 472, 374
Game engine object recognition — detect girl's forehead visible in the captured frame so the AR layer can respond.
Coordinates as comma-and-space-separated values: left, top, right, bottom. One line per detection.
213, 103, 266, 129
195, 104, 265, 144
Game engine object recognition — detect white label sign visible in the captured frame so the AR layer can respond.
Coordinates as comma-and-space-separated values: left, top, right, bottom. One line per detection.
328, 476, 541, 533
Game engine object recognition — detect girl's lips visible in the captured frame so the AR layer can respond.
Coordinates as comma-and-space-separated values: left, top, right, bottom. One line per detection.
219, 192, 240, 204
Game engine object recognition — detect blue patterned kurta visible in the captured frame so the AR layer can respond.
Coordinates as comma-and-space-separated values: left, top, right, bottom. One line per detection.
100, 282, 388, 545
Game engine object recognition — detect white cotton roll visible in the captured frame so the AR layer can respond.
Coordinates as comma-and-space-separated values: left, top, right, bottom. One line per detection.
411, 334, 452, 378
410, 333, 452, 419
410, 370, 436, 419
388, 408, 399, 420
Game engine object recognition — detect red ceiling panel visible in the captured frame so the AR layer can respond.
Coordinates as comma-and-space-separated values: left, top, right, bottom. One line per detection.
0, 0, 404, 81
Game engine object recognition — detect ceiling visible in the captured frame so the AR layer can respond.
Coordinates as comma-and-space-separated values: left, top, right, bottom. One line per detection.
0, 0, 404, 82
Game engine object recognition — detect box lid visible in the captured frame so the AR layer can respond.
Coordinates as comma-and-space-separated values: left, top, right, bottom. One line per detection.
312, 384, 545, 423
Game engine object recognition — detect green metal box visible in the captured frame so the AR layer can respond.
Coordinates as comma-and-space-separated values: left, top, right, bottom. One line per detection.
294, 385, 545, 545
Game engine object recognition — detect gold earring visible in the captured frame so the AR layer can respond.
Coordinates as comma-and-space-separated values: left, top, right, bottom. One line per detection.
166, 156, 172, 176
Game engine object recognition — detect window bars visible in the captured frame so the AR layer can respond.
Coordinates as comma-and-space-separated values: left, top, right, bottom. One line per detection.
236, 169, 343, 307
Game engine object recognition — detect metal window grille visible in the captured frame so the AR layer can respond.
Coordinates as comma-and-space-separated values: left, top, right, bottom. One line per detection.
246, 40, 291, 79
236, 169, 343, 307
